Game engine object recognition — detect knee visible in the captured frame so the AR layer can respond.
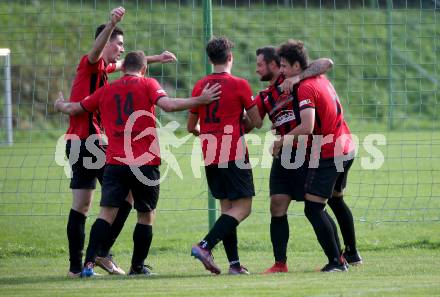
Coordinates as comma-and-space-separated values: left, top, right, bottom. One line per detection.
270, 206, 286, 217
72, 191, 93, 215
327, 198, 336, 208
304, 200, 313, 219
332, 190, 343, 198
270, 195, 291, 217
233, 205, 251, 222
270, 201, 288, 217
137, 210, 155, 225
240, 206, 252, 221
328, 195, 343, 209
304, 200, 324, 219
98, 207, 118, 225
73, 201, 91, 215
220, 202, 233, 214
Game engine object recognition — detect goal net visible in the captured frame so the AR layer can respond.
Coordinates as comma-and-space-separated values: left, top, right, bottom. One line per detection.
0, 0, 439, 225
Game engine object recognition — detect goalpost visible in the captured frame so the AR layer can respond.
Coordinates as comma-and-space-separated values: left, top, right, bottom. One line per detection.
0, 48, 12, 146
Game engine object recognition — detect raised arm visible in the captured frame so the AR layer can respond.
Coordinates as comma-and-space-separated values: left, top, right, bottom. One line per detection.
156, 83, 221, 112
54, 92, 86, 116
88, 7, 125, 64
145, 51, 177, 64
114, 50, 177, 72
280, 58, 333, 93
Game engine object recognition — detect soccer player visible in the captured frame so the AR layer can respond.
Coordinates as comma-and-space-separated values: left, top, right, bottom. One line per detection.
187, 37, 262, 275
64, 6, 177, 277
274, 40, 362, 272
250, 46, 334, 274
55, 50, 221, 277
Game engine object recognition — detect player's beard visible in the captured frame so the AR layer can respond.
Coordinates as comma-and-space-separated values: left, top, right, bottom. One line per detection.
259, 70, 274, 82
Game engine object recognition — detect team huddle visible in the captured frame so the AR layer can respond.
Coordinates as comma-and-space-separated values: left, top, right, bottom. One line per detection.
55, 7, 362, 278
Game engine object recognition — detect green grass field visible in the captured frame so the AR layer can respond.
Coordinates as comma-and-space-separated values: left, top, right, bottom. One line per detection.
1, 129, 439, 296
0, 1, 439, 296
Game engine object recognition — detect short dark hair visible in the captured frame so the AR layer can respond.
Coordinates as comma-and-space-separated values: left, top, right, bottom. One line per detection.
122, 51, 145, 72
95, 24, 124, 40
206, 36, 234, 65
256, 46, 280, 67
277, 40, 308, 70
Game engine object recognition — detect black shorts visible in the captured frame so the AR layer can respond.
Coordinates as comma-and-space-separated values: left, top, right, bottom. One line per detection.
101, 165, 160, 212
205, 160, 255, 200
269, 150, 308, 201
305, 157, 354, 199
65, 140, 106, 189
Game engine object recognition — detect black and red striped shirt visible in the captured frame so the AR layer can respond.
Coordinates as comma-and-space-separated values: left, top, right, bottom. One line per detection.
66, 55, 116, 140
255, 74, 301, 136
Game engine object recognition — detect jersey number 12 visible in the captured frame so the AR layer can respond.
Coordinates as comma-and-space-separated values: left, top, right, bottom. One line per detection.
204, 100, 221, 123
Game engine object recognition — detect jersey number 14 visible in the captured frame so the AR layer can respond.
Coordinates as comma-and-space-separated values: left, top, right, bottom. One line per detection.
114, 93, 134, 125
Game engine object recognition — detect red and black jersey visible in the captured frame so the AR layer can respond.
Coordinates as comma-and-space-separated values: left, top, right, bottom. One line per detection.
81, 75, 167, 166
297, 75, 354, 159
190, 72, 255, 165
66, 55, 116, 140
255, 74, 301, 136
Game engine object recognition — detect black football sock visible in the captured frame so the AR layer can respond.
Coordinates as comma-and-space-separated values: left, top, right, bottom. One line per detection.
131, 224, 153, 269
328, 196, 357, 254
270, 215, 289, 263
304, 200, 341, 265
99, 201, 132, 257
84, 218, 111, 265
201, 214, 239, 250
324, 209, 342, 254
222, 227, 240, 267
67, 209, 86, 273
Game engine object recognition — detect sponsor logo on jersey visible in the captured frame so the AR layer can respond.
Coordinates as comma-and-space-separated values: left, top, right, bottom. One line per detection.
273, 110, 295, 127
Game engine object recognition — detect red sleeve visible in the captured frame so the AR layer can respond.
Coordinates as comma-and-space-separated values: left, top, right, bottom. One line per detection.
297, 83, 316, 110
238, 79, 256, 110
79, 55, 100, 72
190, 81, 202, 114
80, 87, 103, 112
106, 63, 117, 73
146, 78, 167, 104
84, 55, 108, 72
254, 93, 267, 120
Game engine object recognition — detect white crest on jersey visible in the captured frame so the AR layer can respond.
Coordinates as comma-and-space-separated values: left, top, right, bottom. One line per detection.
273, 110, 295, 127
299, 99, 311, 107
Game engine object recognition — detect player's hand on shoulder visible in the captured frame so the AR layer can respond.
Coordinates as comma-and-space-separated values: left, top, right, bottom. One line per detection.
54, 91, 65, 112
280, 76, 299, 93
110, 6, 125, 25
199, 83, 221, 104
159, 51, 177, 63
